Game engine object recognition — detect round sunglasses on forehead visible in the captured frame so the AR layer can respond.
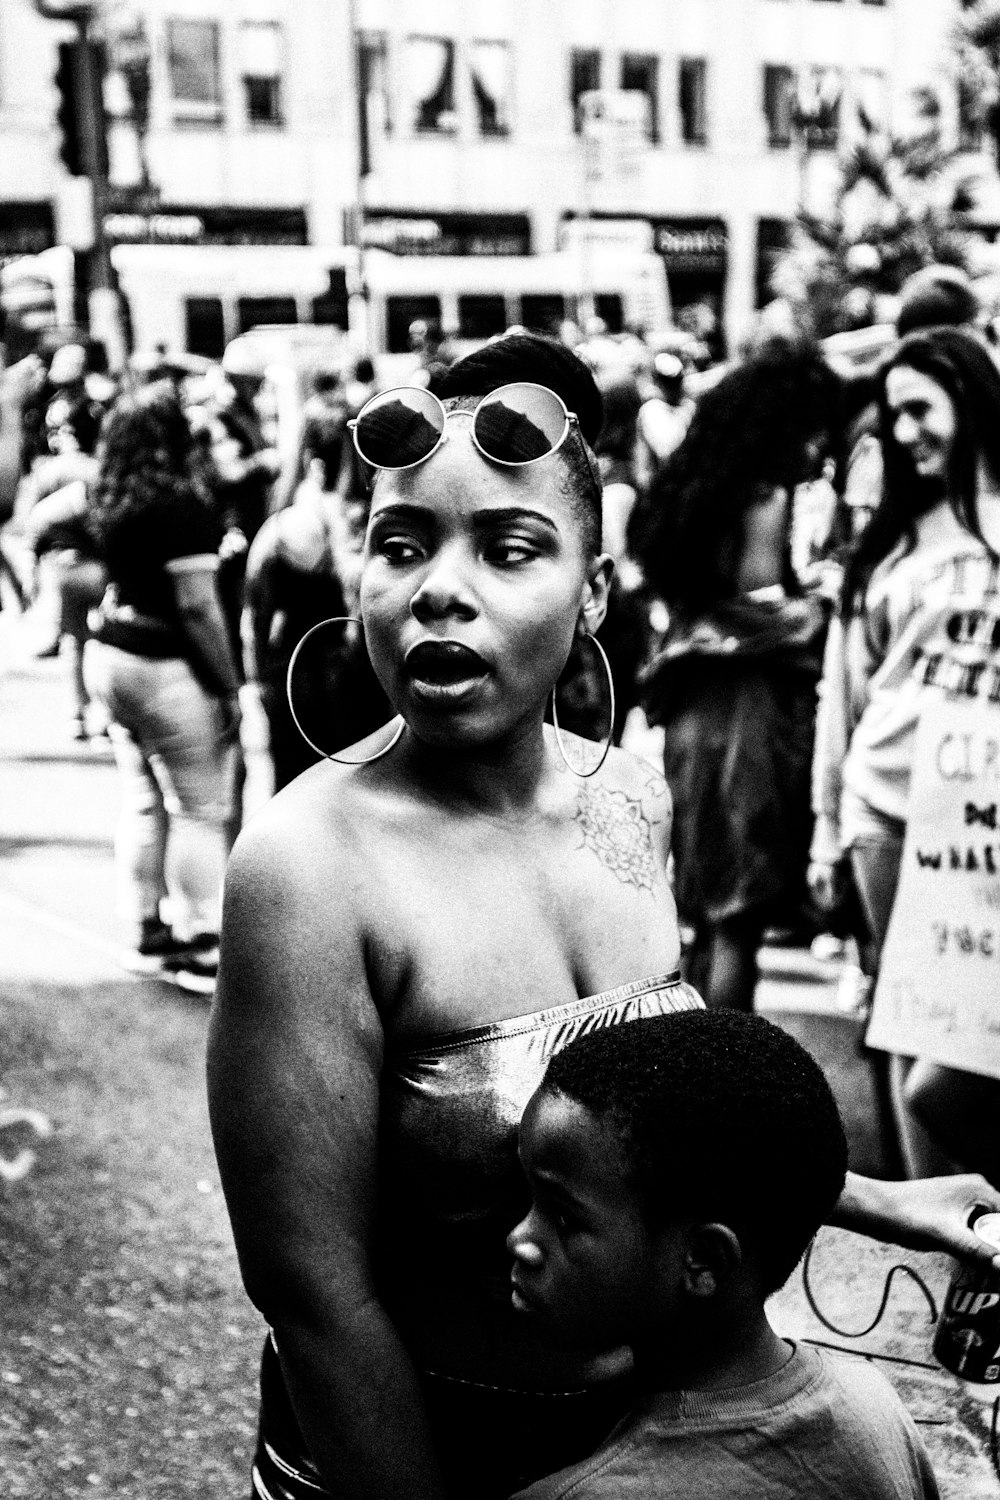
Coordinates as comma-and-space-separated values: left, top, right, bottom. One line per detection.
348, 381, 601, 493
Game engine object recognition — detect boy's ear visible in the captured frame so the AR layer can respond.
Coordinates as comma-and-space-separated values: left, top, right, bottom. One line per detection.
681, 1223, 743, 1298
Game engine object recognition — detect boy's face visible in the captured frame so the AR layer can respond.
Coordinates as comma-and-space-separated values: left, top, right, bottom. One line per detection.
507, 1087, 686, 1349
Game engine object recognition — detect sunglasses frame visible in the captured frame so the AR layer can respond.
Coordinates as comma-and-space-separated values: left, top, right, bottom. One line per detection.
348, 381, 601, 496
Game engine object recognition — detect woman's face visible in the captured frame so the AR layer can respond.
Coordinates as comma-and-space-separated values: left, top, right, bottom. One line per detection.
360, 413, 609, 749
885, 365, 958, 485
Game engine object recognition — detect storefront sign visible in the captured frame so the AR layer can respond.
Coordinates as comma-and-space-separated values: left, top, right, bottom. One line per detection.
360, 210, 531, 257
652, 219, 728, 273
867, 698, 1000, 1080
102, 203, 309, 246
557, 217, 654, 254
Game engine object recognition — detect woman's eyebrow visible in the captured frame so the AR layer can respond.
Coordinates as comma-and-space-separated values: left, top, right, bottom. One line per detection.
368, 503, 431, 524
473, 507, 559, 533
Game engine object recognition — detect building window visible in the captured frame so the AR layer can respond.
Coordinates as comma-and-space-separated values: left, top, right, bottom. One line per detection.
166, 18, 223, 123
799, 67, 842, 150
763, 64, 794, 147
238, 21, 283, 126
621, 53, 659, 144
678, 58, 708, 146
470, 40, 512, 137
358, 32, 391, 143
570, 48, 601, 134
406, 37, 457, 133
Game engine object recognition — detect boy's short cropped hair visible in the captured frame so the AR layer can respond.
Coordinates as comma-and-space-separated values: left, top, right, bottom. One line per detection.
542, 1010, 848, 1295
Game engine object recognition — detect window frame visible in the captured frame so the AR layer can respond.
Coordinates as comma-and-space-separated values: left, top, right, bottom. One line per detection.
678, 57, 708, 148
165, 16, 224, 126
763, 63, 795, 149
570, 48, 601, 135
238, 19, 285, 129
620, 52, 660, 145
405, 35, 458, 136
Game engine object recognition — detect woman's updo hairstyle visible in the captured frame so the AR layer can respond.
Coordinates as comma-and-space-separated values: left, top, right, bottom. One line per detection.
436, 333, 604, 556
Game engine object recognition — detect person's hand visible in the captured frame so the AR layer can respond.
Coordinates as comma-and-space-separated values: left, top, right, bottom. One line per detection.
219, 527, 248, 562
808, 859, 842, 913
874, 1175, 1000, 1269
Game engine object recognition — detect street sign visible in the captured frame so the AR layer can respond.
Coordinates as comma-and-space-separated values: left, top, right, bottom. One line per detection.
579, 89, 648, 187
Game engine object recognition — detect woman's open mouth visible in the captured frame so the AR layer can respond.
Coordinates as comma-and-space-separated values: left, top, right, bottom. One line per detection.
510, 1274, 542, 1316
405, 641, 490, 703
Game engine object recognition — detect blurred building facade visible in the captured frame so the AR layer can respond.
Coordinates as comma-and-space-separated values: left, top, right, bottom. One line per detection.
1, 0, 988, 355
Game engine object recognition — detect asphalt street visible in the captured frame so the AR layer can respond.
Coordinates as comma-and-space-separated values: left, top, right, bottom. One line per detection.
1, 617, 997, 1496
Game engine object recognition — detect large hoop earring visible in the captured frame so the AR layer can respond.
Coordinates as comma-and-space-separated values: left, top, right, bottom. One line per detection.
285, 617, 405, 766
551, 631, 615, 779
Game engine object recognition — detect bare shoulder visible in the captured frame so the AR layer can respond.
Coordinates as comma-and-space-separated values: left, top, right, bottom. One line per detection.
593, 745, 673, 859
550, 738, 673, 889
221, 762, 380, 1002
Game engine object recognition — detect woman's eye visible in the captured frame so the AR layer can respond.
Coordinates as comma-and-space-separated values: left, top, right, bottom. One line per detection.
377, 536, 422, 563
487, 538, 537, 566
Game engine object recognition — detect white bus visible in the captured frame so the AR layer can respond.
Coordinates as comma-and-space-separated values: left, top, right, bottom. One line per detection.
110, 242, 672, 375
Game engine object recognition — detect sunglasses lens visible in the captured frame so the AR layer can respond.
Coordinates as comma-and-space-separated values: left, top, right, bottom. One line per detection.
354, 388, 444, 468
473, 384, 568, 465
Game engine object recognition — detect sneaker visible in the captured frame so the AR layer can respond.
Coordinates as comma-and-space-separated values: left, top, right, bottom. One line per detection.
122, 922, 196, 975
160, 934, 219, 996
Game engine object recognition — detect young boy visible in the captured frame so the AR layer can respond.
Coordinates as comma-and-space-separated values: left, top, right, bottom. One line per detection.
506, 1009, 939, 1500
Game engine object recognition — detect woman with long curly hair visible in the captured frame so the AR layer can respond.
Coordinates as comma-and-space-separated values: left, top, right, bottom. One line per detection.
85, 381, 241, 990
810, 325, 1000, 1181
629, 339, 842, 1011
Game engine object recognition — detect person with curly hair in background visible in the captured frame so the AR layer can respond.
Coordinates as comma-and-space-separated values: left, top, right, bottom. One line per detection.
629, 339, 842, 1012
84, 382, 241, 992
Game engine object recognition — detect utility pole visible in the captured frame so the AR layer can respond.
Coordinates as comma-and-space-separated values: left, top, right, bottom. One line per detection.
34, 0, 129, 369
346, 0, 370, 352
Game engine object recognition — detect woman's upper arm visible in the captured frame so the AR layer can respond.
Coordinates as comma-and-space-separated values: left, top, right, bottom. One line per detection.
207, 811, 383, 1325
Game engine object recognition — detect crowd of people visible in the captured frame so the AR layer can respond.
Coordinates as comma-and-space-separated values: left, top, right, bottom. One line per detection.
3, 270, 1000, 1497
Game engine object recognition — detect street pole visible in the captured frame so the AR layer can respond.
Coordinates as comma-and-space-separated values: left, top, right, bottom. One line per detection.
34, 0, 129, 369
346, 0, 370, 352
74, 12, 127, 368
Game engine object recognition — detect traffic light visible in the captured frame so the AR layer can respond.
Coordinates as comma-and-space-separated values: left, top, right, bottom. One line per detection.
55, 42, 83, 175
53, 40, 107, 178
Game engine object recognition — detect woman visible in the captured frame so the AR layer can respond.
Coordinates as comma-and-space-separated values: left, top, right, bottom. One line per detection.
629, 339, 838, 1010
85, 383, 241, 991
809, 326, 1000, 1182
241, 402, 388, 789
208, 335, 1000, 1500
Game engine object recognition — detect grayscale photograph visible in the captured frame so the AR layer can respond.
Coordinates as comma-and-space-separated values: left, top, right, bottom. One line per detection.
1, 1, 1000, 1495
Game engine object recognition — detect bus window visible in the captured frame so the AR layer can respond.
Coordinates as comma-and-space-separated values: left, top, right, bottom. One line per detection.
594, 293, 624, 334
312, 267, 350, 327
237, 296, 298, 334
519, 294, 565, 336
386, 295, 442, 354
185, 296, 226, 358
457, 294, 507, 340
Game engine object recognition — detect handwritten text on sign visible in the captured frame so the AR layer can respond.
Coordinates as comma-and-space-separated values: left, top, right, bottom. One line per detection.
867, 699, 1000, 1080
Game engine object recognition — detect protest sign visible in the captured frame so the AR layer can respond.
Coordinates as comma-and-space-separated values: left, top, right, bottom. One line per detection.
867, 697, 1000, 1079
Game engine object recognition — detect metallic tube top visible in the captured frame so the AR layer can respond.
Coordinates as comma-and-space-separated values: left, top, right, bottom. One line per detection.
376, 971, 703, 1394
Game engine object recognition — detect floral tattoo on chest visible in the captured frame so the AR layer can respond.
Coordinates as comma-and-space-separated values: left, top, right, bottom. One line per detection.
573, 781, 658, 893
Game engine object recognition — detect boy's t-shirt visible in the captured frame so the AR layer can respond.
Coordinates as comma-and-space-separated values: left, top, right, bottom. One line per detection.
509, 1342, 939, 1500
